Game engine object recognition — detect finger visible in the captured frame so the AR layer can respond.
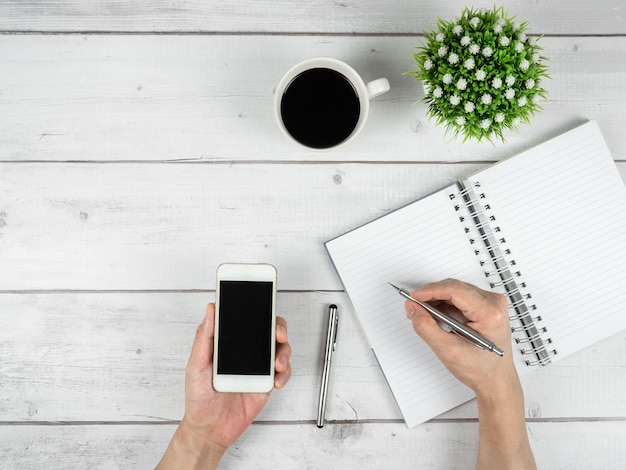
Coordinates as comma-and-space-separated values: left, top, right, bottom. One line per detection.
275, 340, 292, 373
187, 303, 216, 373
274, 317, 292, 389
407, 304, 468, 359
412, 279, 492, 322
274, 360, 292, 389
276, 316, 288, 344
427, 299, 469, 323
405, 300, 457, 352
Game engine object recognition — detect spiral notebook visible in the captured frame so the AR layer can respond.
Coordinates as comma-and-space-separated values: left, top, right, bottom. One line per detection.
325, 121, 626, 428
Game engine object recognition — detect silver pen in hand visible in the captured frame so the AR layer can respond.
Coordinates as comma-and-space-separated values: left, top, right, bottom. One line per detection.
317, 304, 339, 428
389, 283, 504, 356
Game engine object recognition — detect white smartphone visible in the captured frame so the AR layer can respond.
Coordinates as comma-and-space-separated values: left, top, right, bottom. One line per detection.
213, 263, 277, 393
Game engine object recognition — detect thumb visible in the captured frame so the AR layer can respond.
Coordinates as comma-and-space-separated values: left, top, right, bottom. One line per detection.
187, 303, 216, 373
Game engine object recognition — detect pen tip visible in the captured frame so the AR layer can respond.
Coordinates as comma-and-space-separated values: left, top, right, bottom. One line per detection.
388, 282, 399, 290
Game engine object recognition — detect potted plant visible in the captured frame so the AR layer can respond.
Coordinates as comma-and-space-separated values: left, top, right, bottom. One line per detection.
408, 6, 549, 142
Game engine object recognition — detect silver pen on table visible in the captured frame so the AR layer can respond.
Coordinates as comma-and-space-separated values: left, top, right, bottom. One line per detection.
389, 283, 505, 357
317, 304, 339, 428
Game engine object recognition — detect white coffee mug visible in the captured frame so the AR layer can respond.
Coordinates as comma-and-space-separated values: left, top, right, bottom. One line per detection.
274, 57, 390, 150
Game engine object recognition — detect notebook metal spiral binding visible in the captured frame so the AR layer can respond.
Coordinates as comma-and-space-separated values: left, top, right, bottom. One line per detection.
451, 181, 557, 366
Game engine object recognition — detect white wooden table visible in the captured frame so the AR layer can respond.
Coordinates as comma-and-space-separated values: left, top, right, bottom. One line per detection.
1, 1, 625, 468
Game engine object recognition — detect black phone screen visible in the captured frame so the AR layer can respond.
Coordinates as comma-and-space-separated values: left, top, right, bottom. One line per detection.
216, 280, 273, 375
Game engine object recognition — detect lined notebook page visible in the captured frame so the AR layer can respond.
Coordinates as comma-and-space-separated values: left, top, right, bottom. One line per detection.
326, 185, 494, 428
464, 121, 626, 363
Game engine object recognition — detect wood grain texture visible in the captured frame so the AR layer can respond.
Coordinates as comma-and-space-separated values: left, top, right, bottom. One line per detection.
0, 0, 624, 34
0, 292, 624, 423
1, 36, 625, 163
1, 0, 625, 467
1, 422, 624, 470
2, 162, 626, 291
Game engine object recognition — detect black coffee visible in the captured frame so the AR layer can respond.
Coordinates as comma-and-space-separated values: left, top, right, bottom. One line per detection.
280, 68, 360, 149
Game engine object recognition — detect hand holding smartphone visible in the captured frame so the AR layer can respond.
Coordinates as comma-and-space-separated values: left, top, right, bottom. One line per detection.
213, 263, 277, 393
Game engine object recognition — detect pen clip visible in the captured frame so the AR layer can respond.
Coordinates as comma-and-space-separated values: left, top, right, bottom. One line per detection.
330, 305, 339, 351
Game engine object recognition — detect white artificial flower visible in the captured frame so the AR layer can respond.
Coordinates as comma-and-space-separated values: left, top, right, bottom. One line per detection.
460, 35, 471, 46
464, 58, 476, 70
481, 93, 493, 105
518, 96, 527, 106
450, 94, 461, 105
505, 88, 515, 99
453, 24, 463, 35
480, 119, 491, 129
495, 112, 505, 123
492, 77, 503, 89
469, 44, 480, 55
436, 33, 445, 42
525, 78, 535, 89
448, 52, 459, 64
520, 59, 530, 71
443, 73, 453, 84
433, 86, 443, 98
515, 41, 524, 53
455, 116, 466, 125
423, 59, 433, 70
518, 32, 527, 43
469, 17, 480, 28
456, 78, 467, 90
482, 46, 493, 57
505, 75, 515, 86
496, 18, 506, 26
475, 69, 487, 81
500, 36, 510, 46
532, 52, 540, 63
493, 24, 503, 34
438, 46, 448, 57
464, 101, 475, 112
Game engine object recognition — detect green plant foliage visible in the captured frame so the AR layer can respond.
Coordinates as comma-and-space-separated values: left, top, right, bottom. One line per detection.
407, 6, 550, 142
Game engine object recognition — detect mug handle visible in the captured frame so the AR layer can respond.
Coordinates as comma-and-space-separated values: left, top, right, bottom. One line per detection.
366, 78, 390, 99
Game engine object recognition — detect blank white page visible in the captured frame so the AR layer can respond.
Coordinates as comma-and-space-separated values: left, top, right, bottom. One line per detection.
326, 185, 494, 428
464, 121, 626, 363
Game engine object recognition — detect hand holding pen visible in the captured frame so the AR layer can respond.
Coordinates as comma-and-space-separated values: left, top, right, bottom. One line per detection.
389, 283, 504, 356
395, 279, 514, 396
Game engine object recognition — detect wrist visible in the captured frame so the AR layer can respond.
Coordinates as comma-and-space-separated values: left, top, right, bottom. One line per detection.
475, 368, 527, 433
475, 366, 524, 413
165, 418, 227, 470
474, 368, 537, 469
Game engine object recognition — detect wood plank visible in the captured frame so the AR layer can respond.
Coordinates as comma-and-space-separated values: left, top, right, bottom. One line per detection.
0, 162, 481, 290
1, 35, 625, 162
0, 422, 624, 469
0, 292, 624, 422
0, 0, 624, 35
2, 162, 626, 291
